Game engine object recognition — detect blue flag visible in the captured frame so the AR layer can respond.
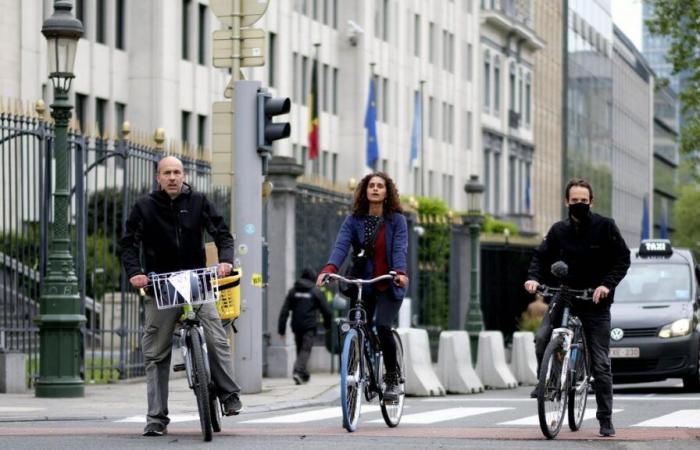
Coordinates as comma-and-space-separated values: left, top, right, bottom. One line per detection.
660, 202, 669, 239
410, 91, 421, 168
524, 175, 531, 212
641, 196, 650, 241
365, 77, 379, 170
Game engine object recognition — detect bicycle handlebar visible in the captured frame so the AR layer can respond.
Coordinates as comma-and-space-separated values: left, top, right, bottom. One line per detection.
324, 271, 397, 286
536, 284, 594, 301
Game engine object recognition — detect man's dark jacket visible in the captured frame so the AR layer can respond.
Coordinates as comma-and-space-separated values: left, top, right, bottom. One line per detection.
278, 278, 332, 335
120, 185, 234, 278
527, 211, 631, 306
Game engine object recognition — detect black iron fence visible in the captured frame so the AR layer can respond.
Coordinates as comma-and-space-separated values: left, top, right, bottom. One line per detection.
0, 102, 222, 385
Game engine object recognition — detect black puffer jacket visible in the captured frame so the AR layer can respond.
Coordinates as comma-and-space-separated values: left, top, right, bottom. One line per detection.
278, 273, 332, 335
120, 184, 234, 277
527, 211, 630, 306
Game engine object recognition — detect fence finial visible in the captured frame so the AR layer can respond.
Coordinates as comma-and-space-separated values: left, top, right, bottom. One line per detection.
154, 128, 165, 150
35, 99, 45, 119
122, 121, 131, 140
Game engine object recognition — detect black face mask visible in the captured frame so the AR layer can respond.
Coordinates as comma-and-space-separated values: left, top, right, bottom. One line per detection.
568, 202, 590, 221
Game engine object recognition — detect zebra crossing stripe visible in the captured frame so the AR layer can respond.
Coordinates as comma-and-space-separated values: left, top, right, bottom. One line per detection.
632, 409, 700, 428
377, 407, 513, 425
241, 405, 381, 424
115, 413, 200, 423
499, 408, 622, 426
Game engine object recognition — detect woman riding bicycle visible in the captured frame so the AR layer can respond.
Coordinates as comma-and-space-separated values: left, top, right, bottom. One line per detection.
316, 172, 409, 402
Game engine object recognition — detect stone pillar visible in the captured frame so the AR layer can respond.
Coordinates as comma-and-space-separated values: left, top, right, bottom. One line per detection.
448, 219, 472, 331
265, 156, 304, 377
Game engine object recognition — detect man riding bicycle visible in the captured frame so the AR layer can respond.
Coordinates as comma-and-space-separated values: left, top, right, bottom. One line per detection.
524, 179, 630, 437
120, 156, 242, 437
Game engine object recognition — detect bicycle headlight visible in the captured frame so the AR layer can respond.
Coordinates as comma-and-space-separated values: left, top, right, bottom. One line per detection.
658, 318, 691, 338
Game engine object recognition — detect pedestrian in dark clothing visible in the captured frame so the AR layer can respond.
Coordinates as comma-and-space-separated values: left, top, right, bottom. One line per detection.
278, 267, 332, 384
524, 178, 630, 438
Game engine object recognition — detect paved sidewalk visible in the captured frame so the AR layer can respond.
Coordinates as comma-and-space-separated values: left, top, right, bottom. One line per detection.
0, 373, 340, 422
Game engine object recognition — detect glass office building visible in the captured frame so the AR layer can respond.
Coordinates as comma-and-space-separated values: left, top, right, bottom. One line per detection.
565, 0, 614, 216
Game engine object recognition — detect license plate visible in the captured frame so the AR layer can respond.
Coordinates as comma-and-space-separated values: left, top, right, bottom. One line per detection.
609, 347, 640, 358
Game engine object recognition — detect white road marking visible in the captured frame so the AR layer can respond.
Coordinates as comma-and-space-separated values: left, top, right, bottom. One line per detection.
0, 407, 46, 412
632, 409, 700, 428
378, 407, 513, 425
499, 408, 622, 426
116, 413, 200, 423
241, 406, 380, 424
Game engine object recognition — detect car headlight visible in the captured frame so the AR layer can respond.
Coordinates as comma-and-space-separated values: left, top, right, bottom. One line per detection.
658, 318, 692, 338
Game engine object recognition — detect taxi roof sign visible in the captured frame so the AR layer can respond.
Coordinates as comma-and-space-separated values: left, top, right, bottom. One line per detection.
639, 239, 673, 258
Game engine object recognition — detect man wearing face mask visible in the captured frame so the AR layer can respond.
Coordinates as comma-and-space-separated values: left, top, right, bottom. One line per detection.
524, 179, 630, 437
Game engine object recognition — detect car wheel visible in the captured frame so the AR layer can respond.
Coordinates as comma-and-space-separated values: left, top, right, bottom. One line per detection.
682, 349, 700, 392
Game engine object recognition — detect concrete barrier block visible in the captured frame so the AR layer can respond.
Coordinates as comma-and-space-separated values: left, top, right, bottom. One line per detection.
509, 331, 538, 385
475, 331, 518, 389
0, 351, 27, 393
396, 328, 445, 396
437, 331, 484, 394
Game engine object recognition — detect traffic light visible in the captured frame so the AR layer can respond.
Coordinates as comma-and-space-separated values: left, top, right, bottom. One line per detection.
256, 90, 290, 160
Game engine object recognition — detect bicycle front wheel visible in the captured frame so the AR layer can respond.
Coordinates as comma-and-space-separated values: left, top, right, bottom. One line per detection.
568, 333, 590, 431
380, 330, 405, 428
190, 329, 214, 442
210, 394, 222, 433
340, 328, 363, 432
537, 337, 568, 439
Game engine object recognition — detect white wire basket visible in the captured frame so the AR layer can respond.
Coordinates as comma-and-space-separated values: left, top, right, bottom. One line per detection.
149, 267, 220, 310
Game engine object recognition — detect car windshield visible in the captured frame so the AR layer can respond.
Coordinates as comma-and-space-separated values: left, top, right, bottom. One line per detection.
615, 263, 691, 303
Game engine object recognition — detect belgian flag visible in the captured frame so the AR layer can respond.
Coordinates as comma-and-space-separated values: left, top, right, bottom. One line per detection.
308, 58, 319, 160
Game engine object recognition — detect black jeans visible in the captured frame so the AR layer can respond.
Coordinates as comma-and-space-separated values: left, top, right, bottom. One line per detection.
534, 299, 613, 421
357, 288, 403, 374
293, 329, 316, 379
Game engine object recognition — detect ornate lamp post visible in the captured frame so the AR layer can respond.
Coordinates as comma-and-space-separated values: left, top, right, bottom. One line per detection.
36, 0, 85, 398
464, 174, 484, 364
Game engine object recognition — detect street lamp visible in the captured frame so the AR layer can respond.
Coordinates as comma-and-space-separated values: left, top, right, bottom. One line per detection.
464, 174, 484, 364
36, 0, 85, 398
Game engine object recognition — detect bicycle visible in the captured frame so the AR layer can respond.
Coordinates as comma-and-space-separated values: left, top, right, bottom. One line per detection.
323, 271, 406, 432
145, 266, 223, 442
535, 262, 593, 439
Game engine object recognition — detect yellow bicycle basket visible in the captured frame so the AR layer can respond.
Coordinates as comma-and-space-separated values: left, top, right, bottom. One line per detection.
214, 270, 241, 320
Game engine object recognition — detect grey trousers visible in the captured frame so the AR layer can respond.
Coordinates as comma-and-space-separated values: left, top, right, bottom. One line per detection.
293, 329, 316, 379
143, 297, 240, 426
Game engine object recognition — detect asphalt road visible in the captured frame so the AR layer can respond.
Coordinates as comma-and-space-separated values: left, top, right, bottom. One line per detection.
1, 380, 699, 449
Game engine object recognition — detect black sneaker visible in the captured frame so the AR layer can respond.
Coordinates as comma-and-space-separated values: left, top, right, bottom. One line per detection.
222, 393, 242, 416
530, 388, 538, 399
143, 422, 167, 436
383, 372, 400, 403
293, 373, 303, 385
599, 418, 616, 437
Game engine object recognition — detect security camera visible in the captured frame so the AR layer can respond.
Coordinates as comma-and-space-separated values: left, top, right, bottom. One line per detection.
346, 20, 364, 46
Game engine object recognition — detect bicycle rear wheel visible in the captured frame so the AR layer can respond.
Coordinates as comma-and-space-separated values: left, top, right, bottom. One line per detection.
340, 328, 363, 432
190, 329, 213, 441
380, 331, 405, 427
537, 337, 568, 439
568, 333, 590, 431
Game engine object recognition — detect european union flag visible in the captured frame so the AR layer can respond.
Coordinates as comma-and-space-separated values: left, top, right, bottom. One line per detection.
365, 77, 379, 170
410, 91, 421, 168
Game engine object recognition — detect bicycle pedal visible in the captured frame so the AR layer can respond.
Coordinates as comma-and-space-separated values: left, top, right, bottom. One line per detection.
173, 363, 186, 372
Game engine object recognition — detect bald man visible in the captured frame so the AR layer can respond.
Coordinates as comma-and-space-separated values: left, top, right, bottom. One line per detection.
120, 156, 241, 437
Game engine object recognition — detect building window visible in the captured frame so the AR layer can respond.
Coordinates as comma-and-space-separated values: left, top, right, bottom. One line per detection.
428, 96, 436, 138
466, 111, 472, 149
483, 50, 490, 110
509, 62, 516, 110
198, 4, 207, 65
493, 56, 500, 113
115, 0, 125, 49
414, 14, 421, 57
509, 156, 516, 213
323, 0, 330, 25
493, 151, 501, 214
268, 32, 277, 87
322, 150, 329, 178
332, 68, 338, 114
115, 102, 126, 137
525, 73, 532, 126
95, 97, 107, 136
182, 0, 191, 60
75, 93, 87, 131
181, 111, 191, 145
292, 53, 299, 102
332, 0, 338, 28
429, 22, 436, 64
518, 68, 523, 113
197, 114, 207, 148
96, 0, 106, 44
484, 149, 491, 211
312, 0, 319, 20
332, 153, 338, 183
382, 77, 389, 123
301, 56, 309, 106
322, 64, 329, 112
75, 0, 86, 35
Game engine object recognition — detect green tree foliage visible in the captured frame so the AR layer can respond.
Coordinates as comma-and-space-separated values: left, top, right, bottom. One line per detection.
645, 0, 700, 177
672, 184, 700, 258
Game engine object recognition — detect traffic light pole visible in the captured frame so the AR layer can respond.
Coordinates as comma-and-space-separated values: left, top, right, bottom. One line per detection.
233, 80, 264, 392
